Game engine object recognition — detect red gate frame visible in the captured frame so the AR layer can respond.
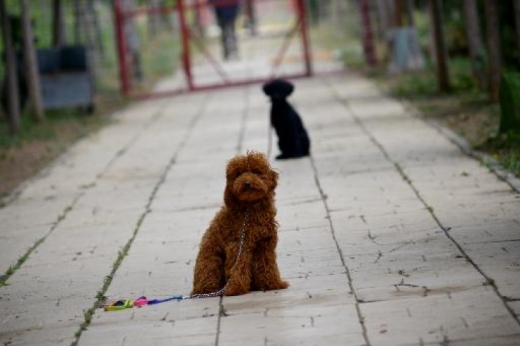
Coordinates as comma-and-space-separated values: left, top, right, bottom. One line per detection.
113, 0, 313, 98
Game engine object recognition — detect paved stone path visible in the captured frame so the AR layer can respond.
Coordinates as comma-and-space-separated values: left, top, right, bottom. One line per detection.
1, 72, 520, 345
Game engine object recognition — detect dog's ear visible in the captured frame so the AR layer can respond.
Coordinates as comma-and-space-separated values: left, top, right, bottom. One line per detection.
224, 184, 238, 209
269, 169, 279, 190
224, 156, 241, 209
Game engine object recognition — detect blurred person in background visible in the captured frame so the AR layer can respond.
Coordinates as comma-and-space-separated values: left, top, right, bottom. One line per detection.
209, 0, 240, 60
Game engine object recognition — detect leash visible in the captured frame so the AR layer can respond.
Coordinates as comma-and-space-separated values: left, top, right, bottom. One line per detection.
104, 208, 250, 311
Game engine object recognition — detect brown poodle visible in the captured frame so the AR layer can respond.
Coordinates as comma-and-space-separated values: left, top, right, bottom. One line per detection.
191, 152, 289, 296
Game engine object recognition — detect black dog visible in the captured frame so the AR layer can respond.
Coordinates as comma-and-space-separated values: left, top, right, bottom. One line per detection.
263, 79, 310, 160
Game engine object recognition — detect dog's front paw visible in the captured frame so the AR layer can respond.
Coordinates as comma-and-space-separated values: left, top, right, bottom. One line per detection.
224, 281, 250, 296
277, 280, 289, 290
261, 280, 289, 291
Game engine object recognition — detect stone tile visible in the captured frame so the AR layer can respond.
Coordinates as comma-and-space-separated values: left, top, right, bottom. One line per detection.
0, 323, 77, 346
2, 63, 520, 346
397, 334, 520, 346
80, 302, 218, 346
462, 241, 520, 300
219, 312, 365, 346
507, 300, 520, 318
361, 286, 520, 346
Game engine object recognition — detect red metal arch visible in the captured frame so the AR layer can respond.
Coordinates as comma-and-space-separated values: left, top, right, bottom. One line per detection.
113, 0, 313, 98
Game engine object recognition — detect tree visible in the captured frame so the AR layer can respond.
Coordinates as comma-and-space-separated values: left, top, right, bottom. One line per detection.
394, 0, 404, 26
73, 0, 104, 76
52, 0, 67, 48
0, 0, 21, 134
360, 0, 378, 66
514, 0, 520, 54
374, 0, 393, 44
462, 0, 485, 87
22, 0, 45, 121
430, 0, 451, 93
484, 0, 501, 102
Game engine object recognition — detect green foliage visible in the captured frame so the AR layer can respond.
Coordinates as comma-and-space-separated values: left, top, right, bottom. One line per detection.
449, 58, 479, 92
497, 0, 520, 70
479, 131, 520, 177
444, 6, 468, 56
389, 57, 480, 97
501, 151, 520, 176
391, 71, 437, 96
342, 47, 365, 71
412, 8, 432, 52
499, 72, 520, 133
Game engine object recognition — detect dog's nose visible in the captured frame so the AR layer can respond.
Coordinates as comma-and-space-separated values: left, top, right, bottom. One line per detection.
244, 182, 252, 190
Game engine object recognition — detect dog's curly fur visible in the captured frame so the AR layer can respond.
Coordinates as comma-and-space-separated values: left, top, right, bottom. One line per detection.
263, 79, 310, 160
192, 152, 289, 296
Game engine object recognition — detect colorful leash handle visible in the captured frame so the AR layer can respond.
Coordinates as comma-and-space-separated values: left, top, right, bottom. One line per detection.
104, 299, 134, 311
134, 296, 149, 307
104, 295, 187, 311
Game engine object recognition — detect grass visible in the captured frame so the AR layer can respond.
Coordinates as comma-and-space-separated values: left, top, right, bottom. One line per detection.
477, 131, 520, 175
0, 107, 110, 148
70, 231, 136, 345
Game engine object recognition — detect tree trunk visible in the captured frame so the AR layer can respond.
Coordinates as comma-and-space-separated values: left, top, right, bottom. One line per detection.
74, 0, 82, 44
374, 0, 391, 39
83, 0, 97, 77
0, 0, 21, 134
514, 0, 520, 54
52, 0, 66, 48
394, 0, 404, 26
462, 0, 485, 87
360, 0, 378, 66
88, 0, 105, 59
405, 0, 415, 26
22, 0, 45, 121
430, 0, 451, 93
375, 0, 394, 62
484, 0, 501, 102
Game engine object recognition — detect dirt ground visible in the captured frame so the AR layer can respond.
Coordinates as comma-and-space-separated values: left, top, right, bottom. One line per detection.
409, 94, 500, 146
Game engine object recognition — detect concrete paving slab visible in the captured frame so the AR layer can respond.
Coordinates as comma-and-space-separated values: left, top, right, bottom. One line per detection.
0, 99, 168, 274
508, 300, 520, 318
2, 68, 520, 346
360, 286, 519, 346
80, 301, 219, 346
0, 95, 206, 345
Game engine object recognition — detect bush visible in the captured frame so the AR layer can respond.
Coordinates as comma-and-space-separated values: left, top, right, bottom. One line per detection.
499, 72, 520, 134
